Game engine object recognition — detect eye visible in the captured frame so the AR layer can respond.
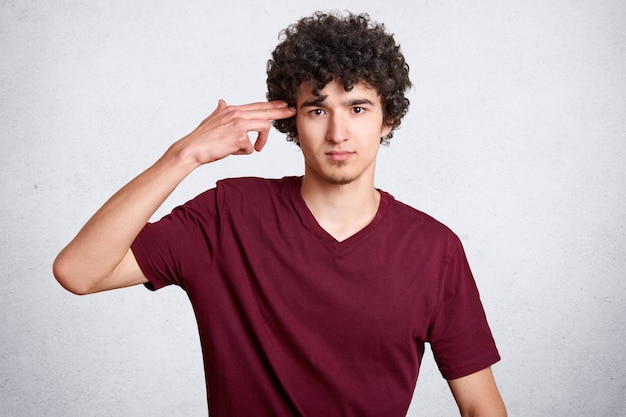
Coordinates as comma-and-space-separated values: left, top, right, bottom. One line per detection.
352, 106, 365, 114
309, 108, 325, 117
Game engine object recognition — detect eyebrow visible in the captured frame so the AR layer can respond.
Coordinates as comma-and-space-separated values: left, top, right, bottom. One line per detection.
299, 95, 327, 109
299, 96, 375, 109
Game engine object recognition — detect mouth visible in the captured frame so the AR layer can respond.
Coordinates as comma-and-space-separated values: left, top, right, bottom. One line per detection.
326, 150, 355, 162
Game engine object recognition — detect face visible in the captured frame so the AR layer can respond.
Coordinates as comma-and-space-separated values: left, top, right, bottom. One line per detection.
294, 80, 392, 186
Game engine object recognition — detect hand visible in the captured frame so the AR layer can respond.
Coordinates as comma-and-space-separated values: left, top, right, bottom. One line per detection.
53, 99, 295, 295
175, 99, 296, 167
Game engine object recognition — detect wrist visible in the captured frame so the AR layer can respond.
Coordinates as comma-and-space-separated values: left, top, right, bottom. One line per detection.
164, 137, 204, 172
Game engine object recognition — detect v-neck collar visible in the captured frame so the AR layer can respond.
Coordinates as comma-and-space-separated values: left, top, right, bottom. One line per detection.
286, 176, 389, 253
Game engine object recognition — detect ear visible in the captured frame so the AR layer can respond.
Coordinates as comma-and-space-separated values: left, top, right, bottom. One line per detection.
381, 121, 393, 138
291, 134, 301, 147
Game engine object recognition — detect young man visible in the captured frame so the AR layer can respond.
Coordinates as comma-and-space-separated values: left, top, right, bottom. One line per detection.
54, 12, 506, 416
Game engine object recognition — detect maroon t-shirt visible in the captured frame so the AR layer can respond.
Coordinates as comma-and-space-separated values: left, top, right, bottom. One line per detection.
131, 176, 500, 416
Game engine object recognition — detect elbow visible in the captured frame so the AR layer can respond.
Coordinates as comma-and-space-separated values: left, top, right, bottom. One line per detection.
52, 252, 94, 295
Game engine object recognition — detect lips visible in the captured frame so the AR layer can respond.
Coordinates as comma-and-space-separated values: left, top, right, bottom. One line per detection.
326, 150, 355, 162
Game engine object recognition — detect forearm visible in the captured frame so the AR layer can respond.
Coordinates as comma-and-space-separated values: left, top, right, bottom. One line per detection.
53, 143, 196, 294
53, 99, 295, 294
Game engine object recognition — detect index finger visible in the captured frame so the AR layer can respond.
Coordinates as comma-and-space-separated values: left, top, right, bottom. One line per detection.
236, 101, 296, 120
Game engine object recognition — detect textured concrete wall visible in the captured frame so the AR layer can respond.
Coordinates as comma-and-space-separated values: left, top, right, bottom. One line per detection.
1, 1, 625, 415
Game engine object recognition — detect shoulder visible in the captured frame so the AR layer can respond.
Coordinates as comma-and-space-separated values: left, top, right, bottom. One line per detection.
217, 176, 288, 190
381, 190, 460, 244
170, 177, 294, 215
215, 176, 298, 210
216, 176, 295, 197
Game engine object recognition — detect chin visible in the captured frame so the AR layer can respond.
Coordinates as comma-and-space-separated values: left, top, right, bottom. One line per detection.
324, 174, 356, 185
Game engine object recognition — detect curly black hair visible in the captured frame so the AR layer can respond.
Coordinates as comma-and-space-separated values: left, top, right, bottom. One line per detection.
266, 11, 412, 145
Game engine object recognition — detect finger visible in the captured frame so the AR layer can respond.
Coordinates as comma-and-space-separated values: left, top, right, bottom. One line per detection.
235, 100, 290, 111
233, 141, 254, 155
236, 132, 255, 155
232, 101, 296, 120
198, 99, 228, 125
254, 127, 270, 152
241, 118, 277, 153
249, 107, 296, 125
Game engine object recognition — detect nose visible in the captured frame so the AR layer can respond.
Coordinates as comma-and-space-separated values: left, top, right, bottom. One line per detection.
326, 114, 349, 143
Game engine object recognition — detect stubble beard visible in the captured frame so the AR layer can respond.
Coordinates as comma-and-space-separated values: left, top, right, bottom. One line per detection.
322, 161, 357, 185
325, 176, 354, 185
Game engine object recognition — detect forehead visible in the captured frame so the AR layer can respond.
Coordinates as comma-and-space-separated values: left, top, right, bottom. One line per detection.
297, 80, 380, 103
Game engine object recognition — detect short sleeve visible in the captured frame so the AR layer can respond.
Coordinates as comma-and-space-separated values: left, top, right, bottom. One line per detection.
131, 188, 220, 291
428, 240, 501, 380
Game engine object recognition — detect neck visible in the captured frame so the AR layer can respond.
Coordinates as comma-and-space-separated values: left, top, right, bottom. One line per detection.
300, 173, 380, 242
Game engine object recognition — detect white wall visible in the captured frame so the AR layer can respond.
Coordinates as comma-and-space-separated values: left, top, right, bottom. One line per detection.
1, 0, 625, 415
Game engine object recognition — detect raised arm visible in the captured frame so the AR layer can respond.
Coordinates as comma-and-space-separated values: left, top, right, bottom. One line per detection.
447, 367, 507, 417
53, 100, 296, 295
